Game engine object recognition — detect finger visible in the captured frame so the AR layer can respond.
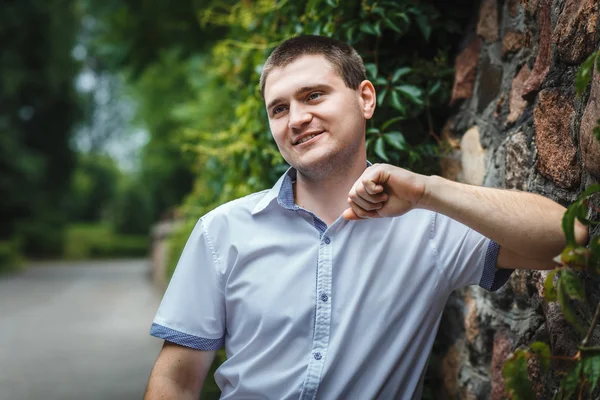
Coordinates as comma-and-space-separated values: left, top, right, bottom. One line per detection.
363, 179, 385, 195
355, 185, 388, 204
347, 198, 382, 219
348, 194, 384, 212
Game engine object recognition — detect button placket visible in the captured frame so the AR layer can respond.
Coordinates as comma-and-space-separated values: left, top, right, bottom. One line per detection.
299, 234, 333, 399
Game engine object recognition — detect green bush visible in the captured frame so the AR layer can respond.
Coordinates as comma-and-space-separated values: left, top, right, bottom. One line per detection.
64, 224, 149, 260
0, 239, 23, 274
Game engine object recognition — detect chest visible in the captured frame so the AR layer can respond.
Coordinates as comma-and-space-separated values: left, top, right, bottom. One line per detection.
221, 217, 442, 345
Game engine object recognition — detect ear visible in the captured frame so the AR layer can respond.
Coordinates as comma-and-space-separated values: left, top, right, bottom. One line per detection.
358, 80, 376, 119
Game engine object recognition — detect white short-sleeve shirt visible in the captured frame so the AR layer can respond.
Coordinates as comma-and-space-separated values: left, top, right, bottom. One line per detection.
151, 168, 512, 399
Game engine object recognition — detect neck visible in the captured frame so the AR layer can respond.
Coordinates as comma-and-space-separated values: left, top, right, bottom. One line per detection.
294, 154, 368, 226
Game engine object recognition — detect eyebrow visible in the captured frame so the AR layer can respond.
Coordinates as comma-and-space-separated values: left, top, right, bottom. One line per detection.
266, 84, 332, 112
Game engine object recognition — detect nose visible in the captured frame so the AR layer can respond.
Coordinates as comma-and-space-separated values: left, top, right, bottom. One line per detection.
288, 103, 312, 132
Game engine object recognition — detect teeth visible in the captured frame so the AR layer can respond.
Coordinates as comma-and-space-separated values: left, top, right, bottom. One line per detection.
297, 134, 317, 144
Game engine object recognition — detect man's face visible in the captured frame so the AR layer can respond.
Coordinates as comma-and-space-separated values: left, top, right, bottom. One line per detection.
263, 55, 374, 177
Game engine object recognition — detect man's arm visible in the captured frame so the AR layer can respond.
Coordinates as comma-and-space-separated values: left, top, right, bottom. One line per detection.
144, 341, 216, 400
343, 164, 589, 269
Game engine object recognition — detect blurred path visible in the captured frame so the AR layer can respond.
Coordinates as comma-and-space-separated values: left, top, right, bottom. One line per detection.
0, 259, 163, 400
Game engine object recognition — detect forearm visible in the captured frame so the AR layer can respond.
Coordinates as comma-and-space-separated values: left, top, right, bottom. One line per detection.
420, 175, 588, 262
144, 375, 201, 400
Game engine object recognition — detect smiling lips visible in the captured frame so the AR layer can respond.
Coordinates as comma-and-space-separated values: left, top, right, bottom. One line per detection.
294, 131, 323, 145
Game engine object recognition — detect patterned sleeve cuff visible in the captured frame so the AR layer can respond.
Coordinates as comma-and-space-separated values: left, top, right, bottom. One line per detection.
150, 322, 224, 350
478, 240, 514, 292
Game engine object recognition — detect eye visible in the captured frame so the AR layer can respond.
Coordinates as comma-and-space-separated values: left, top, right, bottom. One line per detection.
272, 105, 288, 116
307, 92, 322, 101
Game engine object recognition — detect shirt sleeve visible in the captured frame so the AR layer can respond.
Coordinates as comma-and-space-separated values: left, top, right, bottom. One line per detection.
432, 212, 513, 292
150, 218, 225, 350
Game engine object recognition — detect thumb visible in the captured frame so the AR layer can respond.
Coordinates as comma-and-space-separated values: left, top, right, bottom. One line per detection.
342, 208, 360, 220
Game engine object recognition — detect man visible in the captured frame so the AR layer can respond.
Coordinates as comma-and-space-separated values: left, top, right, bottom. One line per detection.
144, 36, 588, 399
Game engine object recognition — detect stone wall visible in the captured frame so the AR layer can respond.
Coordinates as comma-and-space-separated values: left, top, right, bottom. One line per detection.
434, 0, 600, 398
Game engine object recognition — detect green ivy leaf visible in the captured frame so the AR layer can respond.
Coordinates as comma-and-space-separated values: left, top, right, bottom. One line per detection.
374, 136, 389, 161
374, 77, 388, 85
366, 127, 380, 135
562, 203, 579, 246
381, 116, 405, 131
365, 137, 373, 151
502, 350, 535, 400
557, 276, 587, 335
590, 236, 600, 275
325, 0, 338, 8
582, 354, 600, 393
390, 90, 406, 113
383, 131, 406, 151
391, 67, 412, 83
428, 80, 442, 96
365, 62, 378, 79
414, 13, 431, 41
374, 20, 382, 36
576, 51, 597, 96
560, 269, 585, 301
384, 17, 403, 33
377, 88, 388, 107
530, 342, 551, 373
395, 84, 423, 105
360, 22, 378, 36
557, 362, 582, 400
543, 269, 558, 302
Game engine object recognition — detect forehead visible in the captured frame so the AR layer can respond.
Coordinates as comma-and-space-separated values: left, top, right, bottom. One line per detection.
263, 55, 346, 101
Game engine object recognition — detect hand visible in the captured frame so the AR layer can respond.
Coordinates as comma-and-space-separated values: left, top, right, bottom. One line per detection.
342, 164, 427, 220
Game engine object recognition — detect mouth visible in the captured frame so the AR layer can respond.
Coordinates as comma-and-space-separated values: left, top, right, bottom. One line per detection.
293, 131, 324, 146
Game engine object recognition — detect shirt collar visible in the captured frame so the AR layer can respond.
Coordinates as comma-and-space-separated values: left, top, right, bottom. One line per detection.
251, 167, 296, 215
251, 161, 372, 216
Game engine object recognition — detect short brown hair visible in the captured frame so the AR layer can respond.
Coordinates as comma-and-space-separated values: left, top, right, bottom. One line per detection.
260, 35, 366, 97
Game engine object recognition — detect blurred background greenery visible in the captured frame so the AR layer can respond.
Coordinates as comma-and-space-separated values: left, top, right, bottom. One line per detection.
1, 0, 478, 397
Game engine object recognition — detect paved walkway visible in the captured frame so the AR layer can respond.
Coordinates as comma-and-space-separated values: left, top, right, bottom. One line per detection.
0, 259, 163, 400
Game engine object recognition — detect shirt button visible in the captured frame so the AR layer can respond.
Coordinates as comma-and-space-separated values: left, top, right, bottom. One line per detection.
314, 352, 322, 360
320, 293, 328, 302
323, 236, 331, 244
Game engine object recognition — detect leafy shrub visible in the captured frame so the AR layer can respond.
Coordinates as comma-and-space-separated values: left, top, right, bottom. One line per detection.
64, 224, 148, 260
0, 239, 23, 273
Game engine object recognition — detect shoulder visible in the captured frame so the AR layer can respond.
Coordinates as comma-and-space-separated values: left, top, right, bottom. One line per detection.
200, 189, 271, 233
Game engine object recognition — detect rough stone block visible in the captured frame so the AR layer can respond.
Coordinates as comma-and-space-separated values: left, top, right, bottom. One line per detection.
507, 0, 520, 17
505, 131, 530, 190
477, 0, 499, 42
522, 0, 551, 99
553, 0, 598, 65
464, 292, 479, 344
451, 38, 482, 105
502, 31, 525, 58
580, 69, 600, 177
441, 341, 463, 397
490, 331, 512, 400
527, 0, 540, 15
459, 126, 487, 186
507, 65, 532, 124
477, 55, 503, 113
534, 89, 581, 188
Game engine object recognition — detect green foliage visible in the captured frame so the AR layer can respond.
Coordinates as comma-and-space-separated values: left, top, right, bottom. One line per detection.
530, 342, 551, 373
111, 178, 154, 235
502, 349, 535, 400
67, 153, 121, 222
63, 224, 148, 260
504, 185, 600, 399
576, 51, 599, 96
0, 240, 24, 274
0, 0, 81, 255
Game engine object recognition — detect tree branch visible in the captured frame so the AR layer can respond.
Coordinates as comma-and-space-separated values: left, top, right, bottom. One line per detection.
581, 301, 600, 347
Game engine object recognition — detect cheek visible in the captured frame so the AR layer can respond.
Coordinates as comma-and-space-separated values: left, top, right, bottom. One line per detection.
269, 121, 287, 145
